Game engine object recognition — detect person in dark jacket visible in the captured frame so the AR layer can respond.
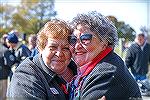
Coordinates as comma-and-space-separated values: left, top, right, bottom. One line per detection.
5, 33, 20, 81
68, 11, 142, 100
0, 34, 16, 100
6, 31, 31, 81
7, 19, 75, 100
15, 43, 31, 64
8, 31, 31, 66
125, 33, 150, 81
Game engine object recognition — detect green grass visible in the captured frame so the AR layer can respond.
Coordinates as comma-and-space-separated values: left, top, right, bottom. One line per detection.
114, 45, 127, 61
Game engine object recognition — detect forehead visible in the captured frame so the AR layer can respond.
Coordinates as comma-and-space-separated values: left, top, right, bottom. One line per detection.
137, 36, 145, 40
138, 35, 144, 38
47, 38, 69, 45
73, 24, 94, 37
76, 24, 91, 32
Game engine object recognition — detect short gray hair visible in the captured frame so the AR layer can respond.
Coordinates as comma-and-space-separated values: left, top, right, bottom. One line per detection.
70, 11, 118, 47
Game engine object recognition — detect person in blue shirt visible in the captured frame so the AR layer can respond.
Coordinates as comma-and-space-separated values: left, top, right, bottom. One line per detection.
28, 34, 39, 57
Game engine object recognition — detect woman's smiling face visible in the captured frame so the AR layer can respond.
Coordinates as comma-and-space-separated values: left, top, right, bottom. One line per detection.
42, 38, 71, 74
69, 24, 107, 67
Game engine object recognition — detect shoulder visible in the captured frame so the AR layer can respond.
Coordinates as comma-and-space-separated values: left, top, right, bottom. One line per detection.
128, 43, 139, 49
93, 62, 117, 75
81, 61, 117, 99
85, 52, 120, 82
0, 43, 8, 52
13, 57, 40, 78
86, 52, 127, 81
145, 42, 150, 48
18, 44, 30, 51
103, 52, 124, 68
13, 56, 45, 82
7, 57, 46, 98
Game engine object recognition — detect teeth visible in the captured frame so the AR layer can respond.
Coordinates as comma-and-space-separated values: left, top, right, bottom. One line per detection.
76, 52, 83, 55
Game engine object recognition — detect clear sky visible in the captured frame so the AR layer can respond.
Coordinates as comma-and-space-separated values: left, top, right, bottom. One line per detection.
55, 0, 150, 34
1, 0, 149, 34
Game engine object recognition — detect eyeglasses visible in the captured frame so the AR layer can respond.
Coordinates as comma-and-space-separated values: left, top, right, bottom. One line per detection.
68, 33, 96, 46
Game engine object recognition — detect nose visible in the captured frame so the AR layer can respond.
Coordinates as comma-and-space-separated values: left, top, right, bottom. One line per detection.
75, 41, 83, 50
55, 48, 64, 57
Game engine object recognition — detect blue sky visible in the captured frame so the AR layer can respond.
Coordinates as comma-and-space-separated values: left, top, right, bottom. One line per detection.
1, 0, 150, 34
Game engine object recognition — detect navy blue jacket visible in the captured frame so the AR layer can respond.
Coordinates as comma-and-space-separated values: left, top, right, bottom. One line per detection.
0, 43, 16, 79
78, 51, 142, 100
15, 43, 31, 64
125, 42, 150, 75
7, 54, 69, 100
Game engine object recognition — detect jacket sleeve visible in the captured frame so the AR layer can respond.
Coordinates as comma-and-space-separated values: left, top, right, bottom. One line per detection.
7, 61, 47, 100
125, 47, 134, 68
80, 62, 117, 100
80, 62, 141, 100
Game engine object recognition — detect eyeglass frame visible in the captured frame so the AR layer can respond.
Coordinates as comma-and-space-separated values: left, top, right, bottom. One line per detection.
68, 33, 98, 46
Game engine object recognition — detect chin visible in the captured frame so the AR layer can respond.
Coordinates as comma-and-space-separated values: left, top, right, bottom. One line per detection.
75, 61, 85, 67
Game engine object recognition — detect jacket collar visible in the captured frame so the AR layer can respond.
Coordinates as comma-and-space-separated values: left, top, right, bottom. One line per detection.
82, 47, 113, 77
33, 54, 60, 84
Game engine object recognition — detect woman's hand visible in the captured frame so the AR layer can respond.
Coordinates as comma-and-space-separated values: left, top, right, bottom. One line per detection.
98, 96, 106, 100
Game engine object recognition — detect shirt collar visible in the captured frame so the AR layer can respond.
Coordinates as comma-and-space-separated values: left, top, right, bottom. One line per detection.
82, 47, 113, 77
77, 61, 92, 76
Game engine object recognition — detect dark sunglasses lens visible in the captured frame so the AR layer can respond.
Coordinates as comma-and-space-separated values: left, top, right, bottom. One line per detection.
80, 34, 92, 45
68, 36, 77, 45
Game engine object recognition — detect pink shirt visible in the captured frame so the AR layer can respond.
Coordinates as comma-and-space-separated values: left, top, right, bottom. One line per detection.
74, 62, 92, 87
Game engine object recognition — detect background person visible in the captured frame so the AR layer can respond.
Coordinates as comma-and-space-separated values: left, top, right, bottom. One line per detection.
0, 34, 17, 100
5, 33, 19, 80
1, 34, 9, 48
8, 30, 31, 66
27, 34, 38, 57
68, 11, 142, 100
28, 34, 37, 51
125, 33, 150, 81
7, 19, 75, 100
27, 34, 39, 57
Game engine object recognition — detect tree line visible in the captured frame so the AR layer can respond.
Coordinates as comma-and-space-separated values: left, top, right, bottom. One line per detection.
0, 0, 56, 37
0, 0, 149, 42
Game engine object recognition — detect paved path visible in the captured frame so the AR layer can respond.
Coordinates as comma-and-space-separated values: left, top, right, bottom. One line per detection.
143, 96, 150, 100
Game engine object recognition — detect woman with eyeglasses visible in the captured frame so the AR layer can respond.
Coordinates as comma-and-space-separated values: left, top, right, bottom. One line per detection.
68, 11, 142, 100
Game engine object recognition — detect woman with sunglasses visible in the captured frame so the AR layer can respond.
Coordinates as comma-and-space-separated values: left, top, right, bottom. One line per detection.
68, 11, 142, 100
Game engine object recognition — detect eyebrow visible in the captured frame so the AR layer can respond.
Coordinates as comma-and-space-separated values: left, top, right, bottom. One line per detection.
49, 42, 70, 46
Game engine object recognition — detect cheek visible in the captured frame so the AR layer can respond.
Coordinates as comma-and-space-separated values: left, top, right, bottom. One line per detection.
65, 51, 72, 64
69, 46, 75, 54
42, 49, 54, 63
85, 44, 102, 58
85, 45, 98, 52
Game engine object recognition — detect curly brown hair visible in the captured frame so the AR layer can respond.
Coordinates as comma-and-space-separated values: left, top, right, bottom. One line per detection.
37, 19, 72, 52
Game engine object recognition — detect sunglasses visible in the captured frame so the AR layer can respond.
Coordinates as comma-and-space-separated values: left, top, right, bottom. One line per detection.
68, 33, 96, 46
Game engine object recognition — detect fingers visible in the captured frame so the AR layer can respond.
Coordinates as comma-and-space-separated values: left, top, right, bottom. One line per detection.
98, 96, 106, 100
